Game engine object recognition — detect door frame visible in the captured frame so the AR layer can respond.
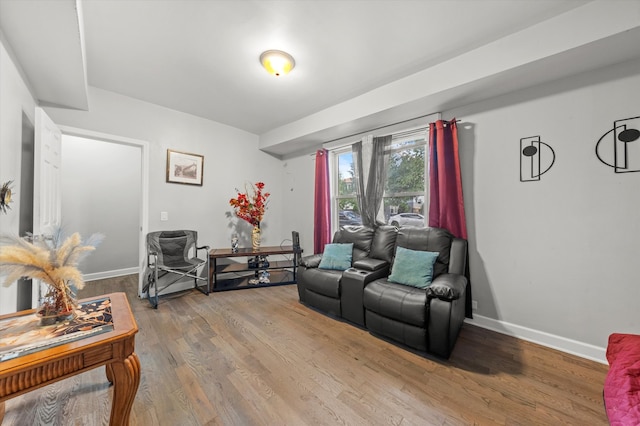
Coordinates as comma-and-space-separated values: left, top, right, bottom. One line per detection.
58, 126, 149, 298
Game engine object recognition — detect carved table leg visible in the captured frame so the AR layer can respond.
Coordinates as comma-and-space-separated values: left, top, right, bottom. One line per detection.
106, 363, 114, 385
0, 400, 5, 424
108, 353, 141, 426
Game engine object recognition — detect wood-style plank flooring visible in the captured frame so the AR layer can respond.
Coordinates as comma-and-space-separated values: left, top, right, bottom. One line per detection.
2, 275, 609, 425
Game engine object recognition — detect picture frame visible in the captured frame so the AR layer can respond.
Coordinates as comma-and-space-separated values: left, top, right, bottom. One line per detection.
166, 149, 204, 186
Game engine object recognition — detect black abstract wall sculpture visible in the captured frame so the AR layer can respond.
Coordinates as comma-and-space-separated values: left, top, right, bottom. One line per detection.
596, 116, 640, 173
520, 136, 556, 182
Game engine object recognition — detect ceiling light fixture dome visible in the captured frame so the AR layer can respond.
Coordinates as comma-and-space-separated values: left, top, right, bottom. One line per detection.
260, 50, 295, 76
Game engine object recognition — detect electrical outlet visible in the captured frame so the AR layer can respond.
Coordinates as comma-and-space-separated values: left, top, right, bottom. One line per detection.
472, 300, 478, 310
160, 211, 169, 221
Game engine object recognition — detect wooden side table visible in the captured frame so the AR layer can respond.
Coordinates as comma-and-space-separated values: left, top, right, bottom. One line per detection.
0, 292, 140, 425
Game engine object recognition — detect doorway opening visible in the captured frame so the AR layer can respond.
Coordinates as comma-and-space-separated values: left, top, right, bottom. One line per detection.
59, 126, 149, 296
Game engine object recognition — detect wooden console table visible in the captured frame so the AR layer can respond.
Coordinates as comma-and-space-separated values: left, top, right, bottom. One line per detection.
0, 292, 140, 425
209, 245, 301, 291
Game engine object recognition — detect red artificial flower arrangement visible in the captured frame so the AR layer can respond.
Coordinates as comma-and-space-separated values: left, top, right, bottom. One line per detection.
229, 182, 270, 227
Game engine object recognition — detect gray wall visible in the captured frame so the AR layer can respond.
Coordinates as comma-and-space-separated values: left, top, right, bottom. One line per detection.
61, 134, 140, 275
2, 27, 638, 362
1, 33, 290, 307
44, 87, 289, 295
282, 59, 640, 362
448, 59, 640, 360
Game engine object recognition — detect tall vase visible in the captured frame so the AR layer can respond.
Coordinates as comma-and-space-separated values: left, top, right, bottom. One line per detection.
252, 225, 261, 250
36, 281, 77, 326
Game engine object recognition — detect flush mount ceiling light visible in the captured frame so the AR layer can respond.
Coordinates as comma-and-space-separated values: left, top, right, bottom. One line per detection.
260, 50, 295, 76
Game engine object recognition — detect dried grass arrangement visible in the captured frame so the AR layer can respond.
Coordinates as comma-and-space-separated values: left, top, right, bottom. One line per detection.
0, 231, 103, 319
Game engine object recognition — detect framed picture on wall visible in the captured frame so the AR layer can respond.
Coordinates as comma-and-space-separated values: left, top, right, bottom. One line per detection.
166, 149, 204, 186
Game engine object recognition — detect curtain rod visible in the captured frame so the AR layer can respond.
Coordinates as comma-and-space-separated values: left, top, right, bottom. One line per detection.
392, 118, 464, 139
321, 113, 437, 145
314, 115, 462, 154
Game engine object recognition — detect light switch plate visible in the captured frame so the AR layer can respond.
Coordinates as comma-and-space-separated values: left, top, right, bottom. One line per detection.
160, 211, 169, 221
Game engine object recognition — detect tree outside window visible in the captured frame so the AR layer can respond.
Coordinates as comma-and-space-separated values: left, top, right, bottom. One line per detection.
335, 150, 362, 227
384, 138, 427, 226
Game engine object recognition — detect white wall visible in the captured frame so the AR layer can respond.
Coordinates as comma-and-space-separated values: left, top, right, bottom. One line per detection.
61, 134, 140, 276
447, 59, 640, 361
0, 34, 36, 314
44, 87, 288, 262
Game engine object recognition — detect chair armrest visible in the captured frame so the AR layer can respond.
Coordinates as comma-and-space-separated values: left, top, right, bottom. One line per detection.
196, 245, 210, 259
427, 273, 467, 301
300, 254, 323, 268
352, 258, 388, 272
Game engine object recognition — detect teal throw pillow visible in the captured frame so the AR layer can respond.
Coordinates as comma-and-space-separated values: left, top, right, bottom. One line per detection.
318, 243, 353, 271
388, 246, 439, 289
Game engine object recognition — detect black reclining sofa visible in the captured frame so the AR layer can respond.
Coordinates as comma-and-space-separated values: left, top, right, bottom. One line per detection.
297, 225, 468, 359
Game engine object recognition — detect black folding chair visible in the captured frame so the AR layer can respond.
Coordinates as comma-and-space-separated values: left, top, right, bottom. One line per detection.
144, 230, 210, 308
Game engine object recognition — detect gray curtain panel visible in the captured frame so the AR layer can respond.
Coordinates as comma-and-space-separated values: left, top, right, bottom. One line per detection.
366, 135, 391, 226
353, 135, 391, 227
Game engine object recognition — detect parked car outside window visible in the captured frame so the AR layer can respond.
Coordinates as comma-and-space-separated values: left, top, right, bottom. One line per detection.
388, 213, 425, 227
339, 210, 362, 227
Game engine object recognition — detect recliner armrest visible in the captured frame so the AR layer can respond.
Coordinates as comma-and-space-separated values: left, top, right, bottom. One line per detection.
427, 273, 467, 301
352, 258, 388, 272
300, 254, 323, 268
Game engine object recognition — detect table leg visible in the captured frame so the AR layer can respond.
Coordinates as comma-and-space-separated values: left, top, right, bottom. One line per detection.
0, 400, 5, 424
107, 353, 141, 426
106, 363, 114, 384
213, 258, 218, 290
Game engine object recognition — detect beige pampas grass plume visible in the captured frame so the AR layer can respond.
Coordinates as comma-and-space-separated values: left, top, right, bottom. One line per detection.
0, 231, 103, 313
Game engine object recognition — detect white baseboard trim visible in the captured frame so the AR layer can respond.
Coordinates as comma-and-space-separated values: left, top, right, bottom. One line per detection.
464, 314, 607, 364
84, 267, 139, 282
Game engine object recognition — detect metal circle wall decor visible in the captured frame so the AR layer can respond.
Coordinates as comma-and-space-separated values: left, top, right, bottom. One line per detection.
0, 181, 13, 213
595, 115, 640, 173
520, 136, 556, 182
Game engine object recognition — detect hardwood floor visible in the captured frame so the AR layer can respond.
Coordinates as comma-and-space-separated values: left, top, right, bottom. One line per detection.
2, 275, 609, 425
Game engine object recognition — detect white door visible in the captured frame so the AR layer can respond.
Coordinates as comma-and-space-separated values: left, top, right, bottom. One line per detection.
32, 107, 62, 306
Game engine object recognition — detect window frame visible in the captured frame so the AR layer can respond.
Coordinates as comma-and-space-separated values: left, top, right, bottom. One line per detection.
332, 146, 361, 230
329, 128, 429, 232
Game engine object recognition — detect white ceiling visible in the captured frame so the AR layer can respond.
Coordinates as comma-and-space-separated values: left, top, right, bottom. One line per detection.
79, 0, 586, 134
2, 0, 640, 156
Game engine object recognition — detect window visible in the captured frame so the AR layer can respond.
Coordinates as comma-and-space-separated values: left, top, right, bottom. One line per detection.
334, 148, 362, 227
383, 132, 427, 227
331, 129, 427, 230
